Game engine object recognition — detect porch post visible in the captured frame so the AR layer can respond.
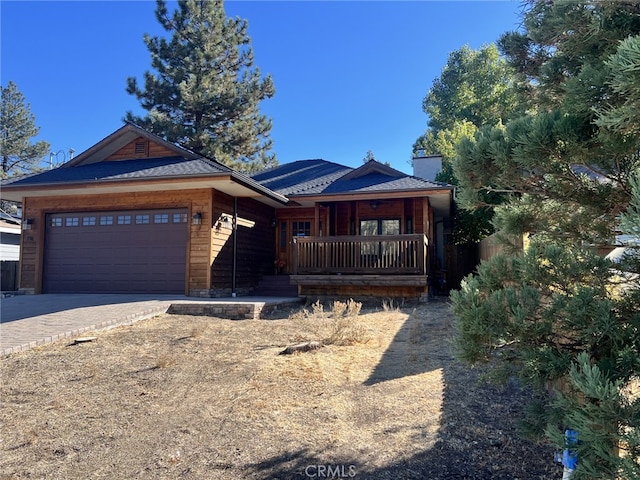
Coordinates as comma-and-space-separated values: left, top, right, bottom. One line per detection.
292, 237, 299, 275
424, 235, 429, 275
232, 197, 238, 296
314, 203, 320, 235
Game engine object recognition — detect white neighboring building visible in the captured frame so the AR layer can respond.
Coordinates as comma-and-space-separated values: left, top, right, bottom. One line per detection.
0, 212, 20, 261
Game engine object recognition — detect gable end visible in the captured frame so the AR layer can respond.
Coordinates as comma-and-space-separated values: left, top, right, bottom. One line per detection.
106, 137, 176, 161
339, 160, 405, 181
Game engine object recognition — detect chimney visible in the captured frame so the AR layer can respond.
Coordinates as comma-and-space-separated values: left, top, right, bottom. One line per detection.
412, 150, 442, 181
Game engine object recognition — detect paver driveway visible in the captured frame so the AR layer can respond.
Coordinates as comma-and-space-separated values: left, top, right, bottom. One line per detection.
0, 294, 299, 355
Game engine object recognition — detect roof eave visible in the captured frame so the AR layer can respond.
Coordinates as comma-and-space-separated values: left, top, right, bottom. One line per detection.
1, 172, 289, 206
286, 186, 454, 201
280, 187, 454, 217
229, 171, 289, 205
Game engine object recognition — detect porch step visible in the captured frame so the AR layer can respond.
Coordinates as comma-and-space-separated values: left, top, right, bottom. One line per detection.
253, 275, 298, 297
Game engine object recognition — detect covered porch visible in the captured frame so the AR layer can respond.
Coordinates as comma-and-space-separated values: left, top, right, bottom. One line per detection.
290, 233, 430, 298
252, 158, 454, 299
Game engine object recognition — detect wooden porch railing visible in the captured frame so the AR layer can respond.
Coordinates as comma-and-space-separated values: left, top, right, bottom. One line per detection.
292, 234, 428, 275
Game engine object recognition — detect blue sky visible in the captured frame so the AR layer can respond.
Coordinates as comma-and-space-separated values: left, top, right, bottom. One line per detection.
1, 1, 523, 173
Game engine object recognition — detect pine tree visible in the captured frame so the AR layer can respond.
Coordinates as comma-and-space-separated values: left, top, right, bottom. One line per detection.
454, 2, 640, 242
126, 0, 276, 172
452, 2, 640, 478
596, 35, 640, 137
453, 178, 640, 479
0, 81, 50, 178
363, 150, 375, 163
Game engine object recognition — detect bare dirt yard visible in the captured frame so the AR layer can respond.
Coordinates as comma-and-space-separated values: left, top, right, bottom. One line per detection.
1, 299, 559, 479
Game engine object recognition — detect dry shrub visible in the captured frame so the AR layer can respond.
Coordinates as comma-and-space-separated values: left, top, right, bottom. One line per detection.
287, 299, 366, 346
311, 299, 325, 317
287, 306, 321, 343
325, 299, 367, 346
331, 300, 347, 318
346, 298, 362, 317
288, 299, 326, 321
382, 297, 401, 312
325, 316, 367, 346
288, 308, 310, 322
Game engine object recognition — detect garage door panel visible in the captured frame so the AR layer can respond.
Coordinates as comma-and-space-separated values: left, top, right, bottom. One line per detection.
44, 209, 188, 293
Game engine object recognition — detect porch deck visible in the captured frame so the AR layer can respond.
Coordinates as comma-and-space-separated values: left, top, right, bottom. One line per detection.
290, 234, 430, 297
291, 274, 427, 287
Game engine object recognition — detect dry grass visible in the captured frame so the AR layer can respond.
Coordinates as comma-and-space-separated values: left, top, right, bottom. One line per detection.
0, 299, 557, 479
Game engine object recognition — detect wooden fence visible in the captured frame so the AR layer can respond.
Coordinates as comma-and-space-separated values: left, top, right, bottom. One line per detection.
1, 261, 19, 292
479, 233, 525, 261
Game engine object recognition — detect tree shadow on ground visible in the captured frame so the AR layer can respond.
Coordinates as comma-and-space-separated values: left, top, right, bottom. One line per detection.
242, 299, 559, 480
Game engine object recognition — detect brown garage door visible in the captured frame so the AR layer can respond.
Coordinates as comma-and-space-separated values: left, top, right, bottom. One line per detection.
43, 209, 188, 293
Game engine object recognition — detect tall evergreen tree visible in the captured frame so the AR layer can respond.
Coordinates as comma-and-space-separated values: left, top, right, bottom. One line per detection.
452, 2, 640, 478
0, 81, 49, 178
454, 1, 640, 243
126, 0, 276, 172
413, 44, 523, 244
421, 44, 522, 133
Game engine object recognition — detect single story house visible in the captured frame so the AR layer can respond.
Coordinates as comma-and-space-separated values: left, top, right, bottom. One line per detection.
1, 123, 453, 298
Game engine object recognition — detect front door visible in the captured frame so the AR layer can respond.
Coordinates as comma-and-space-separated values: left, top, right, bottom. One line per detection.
276, 219, 312, 274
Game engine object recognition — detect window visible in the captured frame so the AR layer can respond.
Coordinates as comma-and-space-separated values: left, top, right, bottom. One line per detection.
173, 213, 188, 223
0, 232, 20, 246
292, 221, 311, 237
100, 216, 114, 226
359, 219, 400, 258
135, 214, 150, 224
360, 220, 378, 255
82, 216, 96, 226
154, 213, 169, 224
381, 219, 400, 236
65, 217, 79, 227
360, 220, 378, 237
359, 219, 400, 236
117, 215, 132, 225
50, 217, 63, 227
